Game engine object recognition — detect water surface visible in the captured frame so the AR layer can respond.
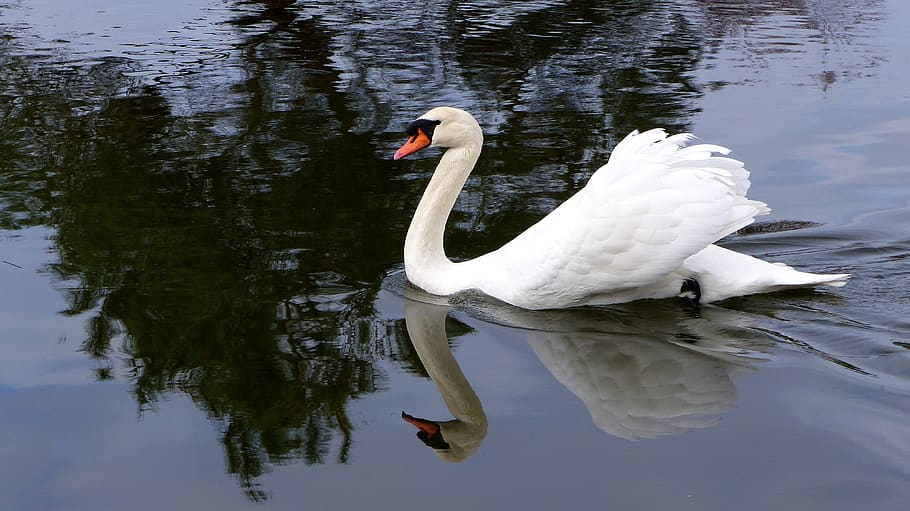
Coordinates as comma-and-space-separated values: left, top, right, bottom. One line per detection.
1, 0, 909, 509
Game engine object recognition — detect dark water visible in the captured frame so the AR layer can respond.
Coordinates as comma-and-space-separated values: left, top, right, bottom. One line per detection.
1, 0, 909, 509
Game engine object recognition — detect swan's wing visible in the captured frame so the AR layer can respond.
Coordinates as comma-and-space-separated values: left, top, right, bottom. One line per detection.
475, 129, 768, 306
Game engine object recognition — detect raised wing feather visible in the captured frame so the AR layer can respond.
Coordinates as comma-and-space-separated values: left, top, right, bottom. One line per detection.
468, 129, 768, 308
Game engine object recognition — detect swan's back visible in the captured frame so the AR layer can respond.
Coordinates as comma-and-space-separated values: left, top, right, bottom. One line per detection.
460, 129, 770, 308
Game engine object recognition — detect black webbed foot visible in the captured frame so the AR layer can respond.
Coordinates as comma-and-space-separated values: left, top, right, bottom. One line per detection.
678, 278, 701, 306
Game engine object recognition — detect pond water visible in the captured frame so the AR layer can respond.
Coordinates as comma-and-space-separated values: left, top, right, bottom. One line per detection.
1, 0, 909, 509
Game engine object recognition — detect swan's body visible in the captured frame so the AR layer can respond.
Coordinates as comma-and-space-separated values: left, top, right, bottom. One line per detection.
394, 107, 848, 310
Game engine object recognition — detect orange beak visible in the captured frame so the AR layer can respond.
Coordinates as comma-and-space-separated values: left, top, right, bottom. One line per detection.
401, 411, 440, 437
394, 128, 431, 160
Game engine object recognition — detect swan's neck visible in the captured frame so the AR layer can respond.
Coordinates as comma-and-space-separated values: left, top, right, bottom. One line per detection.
405, 139, 481, 292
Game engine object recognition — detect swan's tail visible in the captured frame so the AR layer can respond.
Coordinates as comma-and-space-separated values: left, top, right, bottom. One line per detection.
686, 245, 850, 303
768, 262, 850, 288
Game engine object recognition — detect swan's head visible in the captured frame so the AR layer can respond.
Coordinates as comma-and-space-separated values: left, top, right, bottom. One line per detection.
402, 410, 485, 462
394, 107, 482, 160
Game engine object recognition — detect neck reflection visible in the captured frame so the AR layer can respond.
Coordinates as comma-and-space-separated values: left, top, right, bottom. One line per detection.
402, 298, 488, 462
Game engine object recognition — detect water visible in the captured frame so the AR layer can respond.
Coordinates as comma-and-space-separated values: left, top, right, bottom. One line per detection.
1, 0, 909, 509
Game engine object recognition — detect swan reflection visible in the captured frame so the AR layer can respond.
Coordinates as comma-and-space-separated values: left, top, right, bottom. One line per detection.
402, 299, 488, 462
402, 290, 772, 459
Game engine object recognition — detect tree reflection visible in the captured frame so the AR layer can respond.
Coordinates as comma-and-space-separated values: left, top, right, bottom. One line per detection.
26, 85, 410, 499
0, 34, 415, 499
0, 0, 883, 499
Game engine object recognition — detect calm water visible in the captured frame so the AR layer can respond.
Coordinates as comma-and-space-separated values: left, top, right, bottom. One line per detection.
1, 0, 909, 509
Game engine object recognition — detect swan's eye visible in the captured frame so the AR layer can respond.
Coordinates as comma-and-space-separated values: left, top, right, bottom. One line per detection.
395, 119, 442, 160
405, 118, 442, 139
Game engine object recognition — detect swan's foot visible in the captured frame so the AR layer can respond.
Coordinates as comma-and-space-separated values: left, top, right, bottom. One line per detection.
678, 278, 702, 305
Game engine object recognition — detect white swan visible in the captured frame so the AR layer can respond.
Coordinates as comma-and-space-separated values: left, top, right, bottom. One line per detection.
394, 107, 849, 309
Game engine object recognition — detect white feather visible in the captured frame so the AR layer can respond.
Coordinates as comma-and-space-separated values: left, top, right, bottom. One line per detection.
400, 107, 849, 310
